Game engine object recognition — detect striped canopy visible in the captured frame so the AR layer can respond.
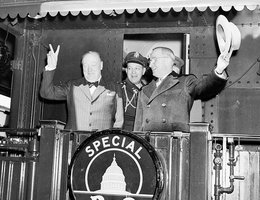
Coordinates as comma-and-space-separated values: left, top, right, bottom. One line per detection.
0, 0, 259, 19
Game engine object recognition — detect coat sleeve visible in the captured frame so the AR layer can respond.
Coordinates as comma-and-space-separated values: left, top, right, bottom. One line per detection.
113, 93, 124, 128
40, 70, 69, 100
187, 70, 227, 101
133, 91, 143, 131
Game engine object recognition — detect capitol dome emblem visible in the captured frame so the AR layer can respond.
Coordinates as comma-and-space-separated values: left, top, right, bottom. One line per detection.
68, 129, 163, 200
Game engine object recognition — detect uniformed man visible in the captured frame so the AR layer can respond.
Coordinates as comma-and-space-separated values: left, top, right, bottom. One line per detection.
121, 51, 148, 131
134, 46, 229, 132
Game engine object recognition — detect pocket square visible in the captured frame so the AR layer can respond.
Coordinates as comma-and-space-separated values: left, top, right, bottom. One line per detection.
107, 91, 115, 96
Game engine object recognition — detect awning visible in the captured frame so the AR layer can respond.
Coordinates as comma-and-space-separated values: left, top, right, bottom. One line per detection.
0, 2, 41, 19
0, 0, 259, 19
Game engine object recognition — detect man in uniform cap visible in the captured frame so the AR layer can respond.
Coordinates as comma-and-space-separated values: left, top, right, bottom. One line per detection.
121, 51, 148, 131
134, 46, 229, 132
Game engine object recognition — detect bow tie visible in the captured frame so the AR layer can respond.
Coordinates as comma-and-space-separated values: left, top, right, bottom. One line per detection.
86, 81, 98, 88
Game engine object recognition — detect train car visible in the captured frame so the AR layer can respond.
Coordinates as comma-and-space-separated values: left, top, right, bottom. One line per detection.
0, 0, 260, 200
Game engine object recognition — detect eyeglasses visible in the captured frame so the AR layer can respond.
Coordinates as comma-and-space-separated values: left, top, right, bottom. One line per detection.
148, 56, 171, 63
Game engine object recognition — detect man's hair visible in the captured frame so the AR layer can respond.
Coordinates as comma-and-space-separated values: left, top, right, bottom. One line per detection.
82, 51, 102, 61
152, 47, 175, 61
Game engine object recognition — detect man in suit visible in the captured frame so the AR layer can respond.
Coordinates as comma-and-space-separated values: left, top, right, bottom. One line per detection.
40, 44, 123, 131
134, 46, 229, 132
121, 51, 148, 131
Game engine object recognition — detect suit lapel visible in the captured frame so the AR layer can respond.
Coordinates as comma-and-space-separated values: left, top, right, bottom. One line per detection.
148, 76, 179, 104
143, 80, 157, 99
78, 85, 92, 101
92, 85, 106, 102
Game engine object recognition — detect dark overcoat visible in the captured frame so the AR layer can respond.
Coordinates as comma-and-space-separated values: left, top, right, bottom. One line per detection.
121, 78, 142, 131
133, 71, 227, 132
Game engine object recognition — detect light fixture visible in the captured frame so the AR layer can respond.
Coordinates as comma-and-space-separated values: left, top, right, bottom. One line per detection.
0, 41, 11, 72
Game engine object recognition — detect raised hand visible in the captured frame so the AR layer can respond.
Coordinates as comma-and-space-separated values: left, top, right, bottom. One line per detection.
45, 44, 60, 71
215, 52, 230, 74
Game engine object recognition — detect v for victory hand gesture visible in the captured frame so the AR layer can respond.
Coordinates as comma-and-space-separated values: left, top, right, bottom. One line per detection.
45, 44, 60, 71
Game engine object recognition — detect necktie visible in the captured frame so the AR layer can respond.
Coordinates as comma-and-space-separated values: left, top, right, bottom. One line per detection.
86, 81, 98, 88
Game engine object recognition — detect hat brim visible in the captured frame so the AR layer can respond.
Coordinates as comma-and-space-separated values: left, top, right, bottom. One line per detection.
216, 15, 241, 54
216, 15, 232, 54
125, 60, 148, 68
174, 56, 184, 68
229, 22, 241, 51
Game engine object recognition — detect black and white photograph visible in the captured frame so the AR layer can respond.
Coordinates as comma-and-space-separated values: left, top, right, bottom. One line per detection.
0, 1, 260, 200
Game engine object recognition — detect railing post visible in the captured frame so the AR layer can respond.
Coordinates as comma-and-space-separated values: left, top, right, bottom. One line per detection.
26, 135, 39, 200
35, 120, 66, 200
189, 122, 212, 200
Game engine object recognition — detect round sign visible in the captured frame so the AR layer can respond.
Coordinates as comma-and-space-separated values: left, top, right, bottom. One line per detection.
68, 129, 164, 200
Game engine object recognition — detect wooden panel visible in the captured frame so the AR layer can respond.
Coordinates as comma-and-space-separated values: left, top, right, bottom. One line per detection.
135, 132, 190, 200
0, 160, 28, 200
189, 131, 209, 200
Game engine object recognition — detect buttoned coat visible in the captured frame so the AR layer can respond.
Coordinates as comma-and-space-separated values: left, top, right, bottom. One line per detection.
40, 70, 123, 131
121, 78, 142, 131
134, 71, 227, 132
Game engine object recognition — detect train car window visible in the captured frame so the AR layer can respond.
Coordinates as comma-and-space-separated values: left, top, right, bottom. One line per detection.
123, 33, 202, 122
123, 33, 184, 84
0, 27, 14, 129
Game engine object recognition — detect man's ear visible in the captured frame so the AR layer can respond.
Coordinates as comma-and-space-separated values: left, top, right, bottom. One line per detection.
142, 67, 146, 75
125, 67, 128, 74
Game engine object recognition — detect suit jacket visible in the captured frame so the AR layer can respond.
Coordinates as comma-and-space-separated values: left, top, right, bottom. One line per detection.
40, 70, 123, 131
134, 71, 227, 132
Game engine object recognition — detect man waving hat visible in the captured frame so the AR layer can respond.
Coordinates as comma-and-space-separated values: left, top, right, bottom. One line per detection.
134, 19, 241, 132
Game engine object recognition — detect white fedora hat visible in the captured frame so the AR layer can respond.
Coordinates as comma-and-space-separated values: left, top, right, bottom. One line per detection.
216, 15, 241, 55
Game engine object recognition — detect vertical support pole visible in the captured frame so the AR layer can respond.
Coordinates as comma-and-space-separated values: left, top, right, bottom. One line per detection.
35, 120, 65, 200
222, 136, 227, 200
184, 33, 190, 75
189, 122, 211, 200
26, 135, 39, 200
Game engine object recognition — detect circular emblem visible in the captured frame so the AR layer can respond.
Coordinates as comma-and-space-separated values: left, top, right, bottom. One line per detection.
68, 129, 164, 200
